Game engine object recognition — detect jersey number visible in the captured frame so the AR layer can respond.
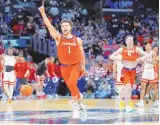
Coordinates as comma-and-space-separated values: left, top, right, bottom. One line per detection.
68, 46, 71, 54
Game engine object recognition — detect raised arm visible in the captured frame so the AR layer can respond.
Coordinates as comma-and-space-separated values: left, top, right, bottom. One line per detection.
39, 6, 61, 46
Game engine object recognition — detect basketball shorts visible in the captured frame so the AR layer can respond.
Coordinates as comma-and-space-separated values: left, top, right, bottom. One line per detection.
141, 68, 157, 83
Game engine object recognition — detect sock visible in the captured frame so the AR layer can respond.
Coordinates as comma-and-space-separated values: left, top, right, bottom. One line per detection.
155, 100, 158, 103
9, 85, 14, 99
4, 84, 10, 97
140, 100, 144, 104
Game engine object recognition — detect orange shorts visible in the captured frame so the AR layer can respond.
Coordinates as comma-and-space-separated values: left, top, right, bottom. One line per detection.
60, 62, 84, 97
121, 67, 136, 85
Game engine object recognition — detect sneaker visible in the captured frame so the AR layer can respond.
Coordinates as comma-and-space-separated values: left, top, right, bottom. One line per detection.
79, 102, 87, 111
1, 97, 7, 102
144, 96, 149, 104
73, 102, 80, 111
125, 106, 134, 113
118, 101, 125, 110
135, 102, 144, 107
47, 94, 53, 101
55, 94, 59, 100
150, 91, 155, 102
69, 101, 80, 111
152, 101, 159, 107
129, 100, 134, 108
80, 111, 87, 121
7, 99, 12, 103
78, 93, 87, 111
12, 96, 17, 100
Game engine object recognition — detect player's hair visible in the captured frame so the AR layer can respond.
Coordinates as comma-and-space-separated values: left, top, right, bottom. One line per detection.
124, 35, 137, 46
7, 47, 13, 52
60, 19, 73, 27
125, 35, 133, 41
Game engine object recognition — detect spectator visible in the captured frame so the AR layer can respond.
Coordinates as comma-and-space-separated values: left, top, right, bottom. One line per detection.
83, 79, 96, 98
95, 80, 111, 98
50, 6, 59, 17
102, 39, 111, 59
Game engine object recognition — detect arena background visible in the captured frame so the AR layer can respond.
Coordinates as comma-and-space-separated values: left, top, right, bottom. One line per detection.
0, 0, 159, 100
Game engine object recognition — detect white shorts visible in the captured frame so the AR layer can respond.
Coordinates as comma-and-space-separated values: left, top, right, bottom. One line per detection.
141, 68, 157, 83
3, 71, 15, 85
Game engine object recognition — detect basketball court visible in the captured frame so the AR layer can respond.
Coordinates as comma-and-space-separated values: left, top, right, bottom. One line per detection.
0, 98, 159, 124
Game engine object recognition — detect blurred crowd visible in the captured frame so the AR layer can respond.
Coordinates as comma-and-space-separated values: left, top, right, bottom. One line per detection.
0, 0, 159, 99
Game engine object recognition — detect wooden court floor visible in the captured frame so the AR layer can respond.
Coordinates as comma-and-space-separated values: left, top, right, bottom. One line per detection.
0, 98, 159, 124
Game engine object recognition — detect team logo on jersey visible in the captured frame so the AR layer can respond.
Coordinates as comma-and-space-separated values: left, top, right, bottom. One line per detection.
62, 42, 76, 46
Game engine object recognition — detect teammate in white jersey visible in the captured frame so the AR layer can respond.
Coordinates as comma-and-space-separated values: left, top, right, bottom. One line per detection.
3, 48, 16, 103
135, 43, 157, 107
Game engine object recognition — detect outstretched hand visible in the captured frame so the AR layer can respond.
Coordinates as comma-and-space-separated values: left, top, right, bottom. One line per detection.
39, 0, 45, 14
39, 6, 45, 14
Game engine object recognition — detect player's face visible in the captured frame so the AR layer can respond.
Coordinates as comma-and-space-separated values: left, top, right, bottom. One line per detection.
50, 57, 55, 62
125, 37, 134, 47
45, 59, 49, 64
20, 56, 25, 62
61, 22, 72, 35
8, 49, 13, 55
145, 44, 152, 51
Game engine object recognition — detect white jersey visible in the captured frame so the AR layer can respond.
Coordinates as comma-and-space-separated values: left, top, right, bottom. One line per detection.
4, 55, 16, 66
144, 51, 155, 69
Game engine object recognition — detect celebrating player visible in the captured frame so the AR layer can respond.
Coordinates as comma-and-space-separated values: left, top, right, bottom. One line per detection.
39, 5, 86, 112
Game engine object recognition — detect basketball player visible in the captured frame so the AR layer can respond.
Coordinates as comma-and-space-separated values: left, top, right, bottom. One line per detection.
135, 44, 158, 107
28, 62, 37, 97
47, 56, 59, 99
110, 35, 147, 112
39, 5, 86, 111
113, 45, 134, 109
47, 56, 57, 78
36, 58, 49, 99
13, 54, 30, 99
3, 48, 16, 103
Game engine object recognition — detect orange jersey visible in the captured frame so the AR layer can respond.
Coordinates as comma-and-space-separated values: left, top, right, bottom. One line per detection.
122, 46, 139, 61
14, 61, 29, 78
47, 62, 56, 77
57, 35, 82, 65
